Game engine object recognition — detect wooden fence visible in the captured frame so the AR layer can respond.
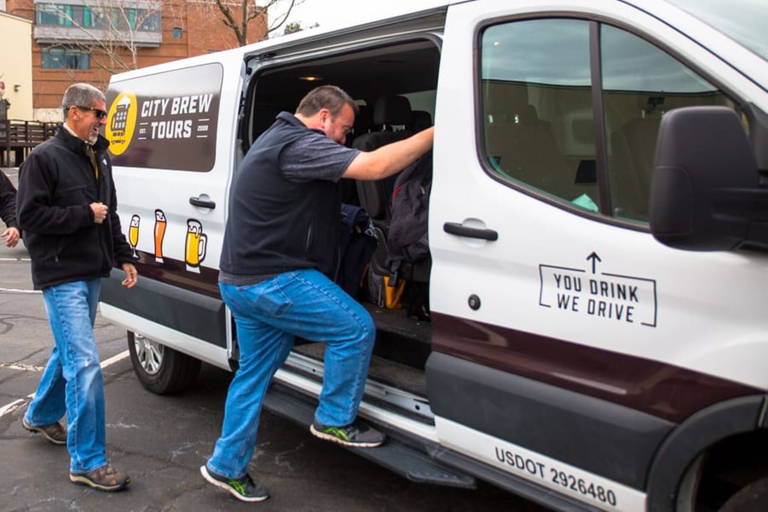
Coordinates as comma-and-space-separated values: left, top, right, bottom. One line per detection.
0, 120, 58, 167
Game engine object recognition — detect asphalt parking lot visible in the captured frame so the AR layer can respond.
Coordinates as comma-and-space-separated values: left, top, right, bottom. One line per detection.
0, 167, 548, 511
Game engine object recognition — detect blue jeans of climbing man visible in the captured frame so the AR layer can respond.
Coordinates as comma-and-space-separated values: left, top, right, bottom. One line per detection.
207, 269, 376, 479
24, 278, 109, 473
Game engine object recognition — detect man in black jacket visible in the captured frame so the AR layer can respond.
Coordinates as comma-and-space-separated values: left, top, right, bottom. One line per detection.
16, 83, 137, 492
0, 169, 20, 247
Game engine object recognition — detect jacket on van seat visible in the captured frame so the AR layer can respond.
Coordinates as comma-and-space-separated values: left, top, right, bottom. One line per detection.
16, 125, 134, 290
337, 203, 378, 297
219, 112, 342, 278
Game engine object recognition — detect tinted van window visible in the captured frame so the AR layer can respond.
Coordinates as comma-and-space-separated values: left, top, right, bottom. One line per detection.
480, 18, 739, 223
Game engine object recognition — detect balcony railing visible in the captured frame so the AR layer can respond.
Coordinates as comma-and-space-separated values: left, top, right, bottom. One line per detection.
0, 120, 58, 167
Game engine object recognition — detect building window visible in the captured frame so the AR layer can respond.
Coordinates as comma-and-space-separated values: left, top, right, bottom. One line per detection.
37, 4, 71, 26
41, 48, 90, 70
36, 3, 161, 32
142, 13, 162, 32
173, 27, 182, 38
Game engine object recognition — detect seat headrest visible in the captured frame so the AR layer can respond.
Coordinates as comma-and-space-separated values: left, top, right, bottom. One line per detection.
353, 105, 374, 135
641, 95, 665, 114
409, 110, 433, 132
373, 95, 412, 126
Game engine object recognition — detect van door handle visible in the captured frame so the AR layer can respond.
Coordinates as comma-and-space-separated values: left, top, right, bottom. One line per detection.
443, 222, 498, 241
189, 196, 216, 209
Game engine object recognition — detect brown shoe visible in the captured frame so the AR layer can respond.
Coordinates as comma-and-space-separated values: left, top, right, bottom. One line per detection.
22, 417, 67, 445
70, 464, 130, 491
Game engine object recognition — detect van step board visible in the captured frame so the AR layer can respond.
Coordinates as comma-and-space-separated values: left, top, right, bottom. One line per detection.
292, 342, 428, 397
263, 385, 476, 489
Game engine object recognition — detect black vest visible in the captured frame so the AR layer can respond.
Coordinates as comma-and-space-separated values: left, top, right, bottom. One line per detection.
219, 112, 340, 277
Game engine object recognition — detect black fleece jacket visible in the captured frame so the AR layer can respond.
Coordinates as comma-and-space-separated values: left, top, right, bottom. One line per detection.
16, 125, 133, 290
0, 170, 18, 230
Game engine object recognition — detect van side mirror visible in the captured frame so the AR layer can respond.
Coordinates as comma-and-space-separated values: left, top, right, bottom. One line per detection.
649, 106, 768, 251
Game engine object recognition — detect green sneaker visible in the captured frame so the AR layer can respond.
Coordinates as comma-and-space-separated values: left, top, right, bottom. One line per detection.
200, 465, 269, 503
310, 419, 386, 448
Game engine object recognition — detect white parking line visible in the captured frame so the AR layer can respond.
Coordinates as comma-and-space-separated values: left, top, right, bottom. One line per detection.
0, 399, 26, 418
0, 288, 41, 294
1, 363, 44, 372
0, 350, 130, 419
101, 350, 130, 368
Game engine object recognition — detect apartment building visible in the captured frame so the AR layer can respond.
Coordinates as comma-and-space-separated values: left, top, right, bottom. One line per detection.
3, 0, 267, 120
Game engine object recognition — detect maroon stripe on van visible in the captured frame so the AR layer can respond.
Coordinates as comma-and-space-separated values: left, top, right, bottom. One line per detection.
132, 251, 220, 298
431, 312, 760, 424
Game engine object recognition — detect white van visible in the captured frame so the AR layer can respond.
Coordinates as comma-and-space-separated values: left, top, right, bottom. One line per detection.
100, 1, 768, 510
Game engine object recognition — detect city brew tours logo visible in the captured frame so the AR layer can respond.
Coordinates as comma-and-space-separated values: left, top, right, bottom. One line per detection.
105, 63, 223, 172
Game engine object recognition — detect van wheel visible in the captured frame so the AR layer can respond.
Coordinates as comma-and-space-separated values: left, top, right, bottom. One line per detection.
127, 331, 201, 394
719, 476, 768, 512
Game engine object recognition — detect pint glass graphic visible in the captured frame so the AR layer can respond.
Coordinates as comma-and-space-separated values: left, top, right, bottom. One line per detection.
128, 214, 140, 258
185, 219, 207, 273
153, 209, 167, 263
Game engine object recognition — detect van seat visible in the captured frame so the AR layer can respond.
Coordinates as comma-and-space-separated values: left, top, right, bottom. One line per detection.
610, 118, 660, 219
484, 106, 572, 198
353, 94, 413, 151
353, 95, 414, 221
609, 96, 674, 220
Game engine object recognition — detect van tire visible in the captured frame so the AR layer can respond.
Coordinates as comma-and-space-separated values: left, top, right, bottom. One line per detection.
719, 476, 768, 512
127, 331, 201, 394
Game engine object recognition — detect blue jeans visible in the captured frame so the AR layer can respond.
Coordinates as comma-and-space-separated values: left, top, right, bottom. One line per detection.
24, 279, 107, 474
207, 269, 375, 478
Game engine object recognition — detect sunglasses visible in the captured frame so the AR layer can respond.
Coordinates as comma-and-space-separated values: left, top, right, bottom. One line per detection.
76, 106, 108, 119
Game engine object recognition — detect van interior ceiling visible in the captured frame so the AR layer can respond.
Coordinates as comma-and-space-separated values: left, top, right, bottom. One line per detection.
242, 40, 440, 147
239, 39, 442, 400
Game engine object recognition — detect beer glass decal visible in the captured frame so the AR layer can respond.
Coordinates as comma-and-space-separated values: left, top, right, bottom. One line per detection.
128, 214, 140, 258
153, 209, 167, 263
185, 219, 207, 273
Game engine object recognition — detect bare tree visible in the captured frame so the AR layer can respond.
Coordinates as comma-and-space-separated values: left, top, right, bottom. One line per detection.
34, 0, 168, 74
208, 0, 300, 46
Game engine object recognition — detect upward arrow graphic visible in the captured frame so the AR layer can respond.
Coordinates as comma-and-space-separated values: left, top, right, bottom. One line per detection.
586, 252, 602, 274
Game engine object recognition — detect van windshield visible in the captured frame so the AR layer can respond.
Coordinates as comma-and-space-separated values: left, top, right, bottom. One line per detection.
666, 0, 768, 61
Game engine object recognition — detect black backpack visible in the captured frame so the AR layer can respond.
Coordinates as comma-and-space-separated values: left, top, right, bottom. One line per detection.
388, 151, 432, 264
385, 151, 433, 320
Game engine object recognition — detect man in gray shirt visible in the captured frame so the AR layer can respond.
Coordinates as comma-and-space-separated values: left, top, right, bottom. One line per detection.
202, 85, 434, 503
